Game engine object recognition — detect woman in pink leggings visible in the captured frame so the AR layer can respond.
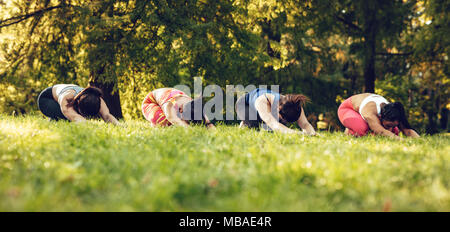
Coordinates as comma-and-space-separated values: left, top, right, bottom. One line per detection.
338, 93, 420, 138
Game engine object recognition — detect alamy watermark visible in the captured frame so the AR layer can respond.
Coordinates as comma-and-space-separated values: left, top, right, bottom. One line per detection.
173, 77, 280, 121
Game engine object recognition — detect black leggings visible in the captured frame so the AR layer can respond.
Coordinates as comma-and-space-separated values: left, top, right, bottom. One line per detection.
235, 94, 262, 128
37, 86, 67, 120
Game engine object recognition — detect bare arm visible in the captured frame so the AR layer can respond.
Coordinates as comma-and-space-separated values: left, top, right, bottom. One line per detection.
162, 102, 189, 127
361, 102, 399, 139
99, 98, 120, 125
297, 107, 316, 136
254, 94, 296, 134
59, 93, 86, 122
365, 115, 399, 139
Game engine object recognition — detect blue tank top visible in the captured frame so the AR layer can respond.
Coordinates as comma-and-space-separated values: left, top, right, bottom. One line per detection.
245, 88, 280, 122
59, 85, 84, 98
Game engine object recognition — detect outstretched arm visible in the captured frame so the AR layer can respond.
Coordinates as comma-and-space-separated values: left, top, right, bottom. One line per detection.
365, 116, 400, 139
254, 95, 296, 134
361, 102, 400, 139
99, 98, 120, 125
59, 93, 86, 123
297, 107, 316, 136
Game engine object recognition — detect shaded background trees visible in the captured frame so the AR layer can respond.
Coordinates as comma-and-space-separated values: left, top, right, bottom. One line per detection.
0, 0, 448, 133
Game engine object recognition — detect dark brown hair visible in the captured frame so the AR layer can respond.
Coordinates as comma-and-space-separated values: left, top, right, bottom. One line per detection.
278, 94, 309, 123
68, 86, 103, 118
380, 102, 412, 129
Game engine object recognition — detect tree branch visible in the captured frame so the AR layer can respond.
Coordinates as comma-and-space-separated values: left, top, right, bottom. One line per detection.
0, 5, 64, 28
335, 15, 363, 33
376, 52, 413, 56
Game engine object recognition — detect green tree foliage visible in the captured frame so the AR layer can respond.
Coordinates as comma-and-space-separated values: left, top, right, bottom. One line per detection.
0, 0, 448, 133
376, 0, 449, 133
1, 0, 263, 119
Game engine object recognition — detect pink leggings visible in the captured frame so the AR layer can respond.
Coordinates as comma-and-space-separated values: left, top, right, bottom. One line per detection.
338, 97, 398, 137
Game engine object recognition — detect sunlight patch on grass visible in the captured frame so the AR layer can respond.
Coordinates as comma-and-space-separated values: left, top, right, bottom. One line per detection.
0, 117, 61, 142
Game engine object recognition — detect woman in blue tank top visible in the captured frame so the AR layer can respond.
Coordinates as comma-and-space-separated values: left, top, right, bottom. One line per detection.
236, 88, 316, 135
37, 84, 119, 124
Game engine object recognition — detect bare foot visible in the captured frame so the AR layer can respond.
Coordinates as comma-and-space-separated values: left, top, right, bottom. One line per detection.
344, 128, 352, 136
239, 121, 248, 128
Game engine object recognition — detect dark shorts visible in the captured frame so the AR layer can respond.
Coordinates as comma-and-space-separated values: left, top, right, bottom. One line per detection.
235, 95, 263, 129
37, 86, 67, 120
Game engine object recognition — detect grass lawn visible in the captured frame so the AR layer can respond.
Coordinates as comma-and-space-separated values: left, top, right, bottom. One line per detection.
0, 115, 449, 211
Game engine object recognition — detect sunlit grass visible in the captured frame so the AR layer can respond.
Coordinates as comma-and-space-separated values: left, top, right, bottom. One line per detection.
0, 115, 449, 211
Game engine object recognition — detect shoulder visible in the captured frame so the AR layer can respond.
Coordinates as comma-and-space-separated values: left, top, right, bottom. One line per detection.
58, 89, 76, 106
351, 93, 371, 109
360, 101, 378, 117
353, 93, 371, 101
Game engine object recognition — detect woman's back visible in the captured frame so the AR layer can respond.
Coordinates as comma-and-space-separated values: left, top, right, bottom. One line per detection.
52, 84, 84, 102
350, 93, 373, 112
351, 93, 389, 120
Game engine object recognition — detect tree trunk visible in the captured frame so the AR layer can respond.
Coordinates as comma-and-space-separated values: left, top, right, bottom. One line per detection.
425, 111, 439, 134
422, 89, 438, 134
89, 70, 123, 119
440, 108, 448, 131
85, 3, 122, 119
362, 2, 377, 93
363, 37, 376, 93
